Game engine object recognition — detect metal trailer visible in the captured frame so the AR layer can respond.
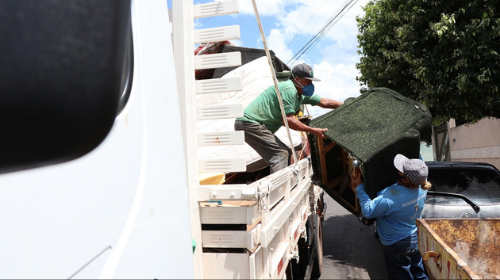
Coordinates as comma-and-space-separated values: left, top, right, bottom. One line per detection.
417, 218, 500, 279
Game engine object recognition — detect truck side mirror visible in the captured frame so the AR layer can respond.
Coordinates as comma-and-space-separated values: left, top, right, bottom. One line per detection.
0, 0, 131, 174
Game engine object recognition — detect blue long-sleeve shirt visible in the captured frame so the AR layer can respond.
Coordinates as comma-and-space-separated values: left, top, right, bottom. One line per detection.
356, 182, 427, 245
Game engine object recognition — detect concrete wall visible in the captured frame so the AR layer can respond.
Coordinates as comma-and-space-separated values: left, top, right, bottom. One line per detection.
449, 117, 500, 169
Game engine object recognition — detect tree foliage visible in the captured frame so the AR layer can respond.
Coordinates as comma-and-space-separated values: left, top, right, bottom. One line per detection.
356, 0, 500, 124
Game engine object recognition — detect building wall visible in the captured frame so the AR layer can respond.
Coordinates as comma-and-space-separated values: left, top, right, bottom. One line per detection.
449, 117, 500, 169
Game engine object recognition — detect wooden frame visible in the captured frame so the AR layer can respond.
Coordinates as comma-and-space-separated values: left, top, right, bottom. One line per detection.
315, 136, 361, 215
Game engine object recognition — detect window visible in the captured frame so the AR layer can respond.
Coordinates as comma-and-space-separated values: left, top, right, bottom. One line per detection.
427, 166, 500, 205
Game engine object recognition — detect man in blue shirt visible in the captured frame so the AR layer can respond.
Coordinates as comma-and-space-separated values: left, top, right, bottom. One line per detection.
351, 154, 431, 279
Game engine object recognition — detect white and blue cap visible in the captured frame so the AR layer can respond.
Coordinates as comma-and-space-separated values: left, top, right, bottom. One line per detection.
394, 154, 428, 185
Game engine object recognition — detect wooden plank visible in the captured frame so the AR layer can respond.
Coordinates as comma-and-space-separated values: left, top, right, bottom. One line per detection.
321, 141, 337, 155
202, 223, 261, 250
193, 0, 239, 19
199, 200, 259, 225
194, 25, 240, 44
195, 77, 242, 94
324, 174, 347, 191
197, 104, 243, 120
198, 131, 244, 146
197, 184, 258, 201
318, 137, 329, 185
212, 200, 256, 207
194, 52, 241, 70
246, 217, 262, 231
199, 158, 246, 173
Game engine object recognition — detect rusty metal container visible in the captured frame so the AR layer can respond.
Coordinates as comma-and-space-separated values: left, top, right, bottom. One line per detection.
417, 218, 500, 279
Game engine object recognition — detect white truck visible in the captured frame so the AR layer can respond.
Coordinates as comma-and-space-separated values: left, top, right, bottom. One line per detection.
0, 0, 325, 279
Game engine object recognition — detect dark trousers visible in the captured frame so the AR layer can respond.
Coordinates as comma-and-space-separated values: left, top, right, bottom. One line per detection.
382, 232, 429, 280
234, 120, 291, 173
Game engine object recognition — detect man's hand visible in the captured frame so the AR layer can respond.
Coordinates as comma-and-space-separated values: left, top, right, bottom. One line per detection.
351, 172, 363, 190
285, 115, 329, 139
312, 127, 328, 139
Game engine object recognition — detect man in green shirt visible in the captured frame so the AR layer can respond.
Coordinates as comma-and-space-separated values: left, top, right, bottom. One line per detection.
235, 63, 343, 173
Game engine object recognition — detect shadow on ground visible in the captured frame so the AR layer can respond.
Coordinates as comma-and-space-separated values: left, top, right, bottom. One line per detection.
321, 203, 388, 279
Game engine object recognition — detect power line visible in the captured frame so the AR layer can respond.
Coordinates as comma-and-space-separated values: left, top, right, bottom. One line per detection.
287, 0, 360, 65
195, 16, 213, 28
289, 0, 357, 64
278, 0, 328, 57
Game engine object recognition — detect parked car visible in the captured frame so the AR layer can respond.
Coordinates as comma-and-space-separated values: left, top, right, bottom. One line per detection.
422, 161, 500, 218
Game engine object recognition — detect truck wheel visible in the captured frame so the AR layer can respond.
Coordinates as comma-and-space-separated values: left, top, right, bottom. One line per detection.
311, 214, 323, 278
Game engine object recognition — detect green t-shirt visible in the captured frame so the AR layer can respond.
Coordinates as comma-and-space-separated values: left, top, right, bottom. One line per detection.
237, 80, 321, 133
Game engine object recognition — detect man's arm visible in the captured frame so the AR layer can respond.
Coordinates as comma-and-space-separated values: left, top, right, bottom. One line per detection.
317, 97, 343, 109
355, 182, 391, 219
283, 114, 328, 139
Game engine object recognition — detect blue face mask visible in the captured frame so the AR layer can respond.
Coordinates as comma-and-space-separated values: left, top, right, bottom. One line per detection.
302, 84, 315, 96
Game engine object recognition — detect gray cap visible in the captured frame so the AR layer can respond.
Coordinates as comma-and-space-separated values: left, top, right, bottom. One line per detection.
291, 63, 321, 81
393, 154, 428, 185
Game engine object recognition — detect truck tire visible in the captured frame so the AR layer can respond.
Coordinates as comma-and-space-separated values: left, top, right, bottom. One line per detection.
311, 214, 323, 278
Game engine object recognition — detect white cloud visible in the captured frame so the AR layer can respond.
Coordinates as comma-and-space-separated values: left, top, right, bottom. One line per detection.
266, 29, 293, 62
314, 61, 361, 101
307, 61, 361, 118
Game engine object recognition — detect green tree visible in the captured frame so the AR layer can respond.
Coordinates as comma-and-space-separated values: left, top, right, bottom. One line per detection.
356, 0, 500, 123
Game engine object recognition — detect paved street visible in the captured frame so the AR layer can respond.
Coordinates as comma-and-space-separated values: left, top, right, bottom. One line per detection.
320, 194, 388, 279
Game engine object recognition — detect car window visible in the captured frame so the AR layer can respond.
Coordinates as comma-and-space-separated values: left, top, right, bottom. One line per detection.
427, 167, 500, 205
